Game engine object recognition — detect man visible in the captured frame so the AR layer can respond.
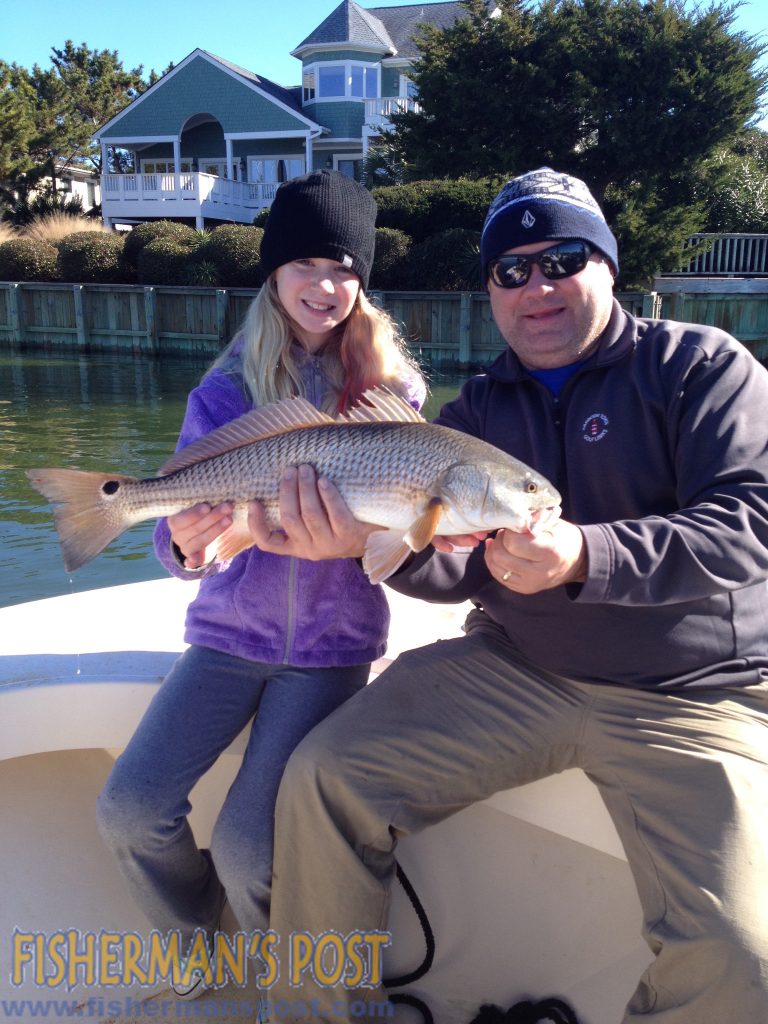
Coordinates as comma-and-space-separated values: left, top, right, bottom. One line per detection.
255, 168, 768, 1022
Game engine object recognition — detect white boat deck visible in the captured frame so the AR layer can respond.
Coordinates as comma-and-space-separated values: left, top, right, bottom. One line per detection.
0, 580, 651, 1023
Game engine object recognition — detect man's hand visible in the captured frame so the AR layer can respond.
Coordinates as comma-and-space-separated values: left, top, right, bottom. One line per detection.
432, 531, 488, 553
248, 465, 381, 560
485, 520, 587, 594
168, 502, 233, 569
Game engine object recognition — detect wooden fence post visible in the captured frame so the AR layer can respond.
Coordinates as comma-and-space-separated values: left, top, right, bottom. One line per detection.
641, 292, 662, 319
216, 289, 228, 347
73, 286, 88, 348
143, 287, 157, 352
459, 292, 472, 365
9, 283, 24, 344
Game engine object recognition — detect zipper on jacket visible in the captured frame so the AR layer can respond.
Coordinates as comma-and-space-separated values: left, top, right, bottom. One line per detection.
282, 557, 298, 663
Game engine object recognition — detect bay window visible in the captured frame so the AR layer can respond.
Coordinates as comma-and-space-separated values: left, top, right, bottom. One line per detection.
303, 62, 379, 102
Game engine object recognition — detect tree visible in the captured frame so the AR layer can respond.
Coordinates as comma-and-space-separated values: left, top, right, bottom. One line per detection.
391, 0, 768, 285
700, 130, 768, 233
0, 43, 155, 222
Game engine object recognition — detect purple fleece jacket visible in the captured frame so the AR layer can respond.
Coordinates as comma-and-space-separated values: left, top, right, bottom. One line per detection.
154, 348, 426, 667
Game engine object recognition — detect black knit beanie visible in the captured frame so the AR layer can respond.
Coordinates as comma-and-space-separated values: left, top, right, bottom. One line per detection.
480, 167, 619, 280
259, 170, 377, 289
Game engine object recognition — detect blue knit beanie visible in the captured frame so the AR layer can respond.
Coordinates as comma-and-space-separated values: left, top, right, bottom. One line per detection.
480, 168, 619, 281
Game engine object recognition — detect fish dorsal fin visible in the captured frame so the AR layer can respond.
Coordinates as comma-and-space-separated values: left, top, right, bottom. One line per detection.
342, 387, 425, 426
158, 396, 335, 476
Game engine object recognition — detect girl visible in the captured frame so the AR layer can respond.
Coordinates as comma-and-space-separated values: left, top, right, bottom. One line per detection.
96, 170, 425, 998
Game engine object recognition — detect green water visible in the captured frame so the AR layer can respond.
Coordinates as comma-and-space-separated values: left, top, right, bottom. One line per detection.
0, 350, 463, 609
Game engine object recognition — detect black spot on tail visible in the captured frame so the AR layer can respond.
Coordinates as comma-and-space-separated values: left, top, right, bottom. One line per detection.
102, 480, 121, 495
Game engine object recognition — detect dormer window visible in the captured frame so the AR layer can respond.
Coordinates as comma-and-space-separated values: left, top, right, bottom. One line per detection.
302, 61, 379, 103
351, 66, 378, 99
319, 66, 346, 97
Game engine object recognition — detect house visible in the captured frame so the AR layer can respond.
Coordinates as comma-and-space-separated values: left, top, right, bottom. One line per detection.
94, 1, 473, 229
55, 160, 101, 214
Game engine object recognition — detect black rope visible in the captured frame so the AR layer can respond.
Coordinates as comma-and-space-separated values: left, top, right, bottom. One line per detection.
388, 993, 435, 1024
468, 997, 581, 1024
383, 862, 436, 987
381, 862, 436, 1024
383, 862, 580, 1024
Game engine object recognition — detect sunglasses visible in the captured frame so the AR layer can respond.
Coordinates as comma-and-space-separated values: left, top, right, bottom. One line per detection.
487, 240, 594, 289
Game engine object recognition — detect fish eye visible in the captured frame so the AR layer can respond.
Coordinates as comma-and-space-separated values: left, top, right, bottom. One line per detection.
525, 480, 538, 494
102, 480, 120, 495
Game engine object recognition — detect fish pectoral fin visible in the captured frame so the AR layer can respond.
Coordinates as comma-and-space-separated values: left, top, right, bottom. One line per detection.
213, 521, 256, 563
363, 529, 414, 584
404, 497, 444, 552
362, 499, 444, 584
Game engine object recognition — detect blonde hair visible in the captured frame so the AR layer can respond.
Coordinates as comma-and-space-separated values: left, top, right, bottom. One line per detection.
209, 275, 422, 414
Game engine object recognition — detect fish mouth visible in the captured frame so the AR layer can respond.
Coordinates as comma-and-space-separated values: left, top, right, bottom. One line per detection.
529, 505, 561, 532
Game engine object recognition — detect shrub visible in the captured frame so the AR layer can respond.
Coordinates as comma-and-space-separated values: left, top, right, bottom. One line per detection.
136, 236, 202, 285
0, 237, 59, 281
183, 259, 223, 287
252, 208, 271, 228
372, 178, 498, 243
201, 224, 264, 287
370, 227, 412, 290
24, 214, 112, 245
404, 228, 482, 291
57, 232, 127, 283
0, 223, 17, 245
122, 220, 198, 267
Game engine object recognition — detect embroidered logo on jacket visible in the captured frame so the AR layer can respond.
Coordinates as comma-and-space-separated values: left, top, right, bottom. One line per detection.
582, 413, 609, 443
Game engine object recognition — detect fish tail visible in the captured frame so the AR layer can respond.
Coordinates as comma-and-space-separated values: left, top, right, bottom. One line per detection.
26, 467, 139, 572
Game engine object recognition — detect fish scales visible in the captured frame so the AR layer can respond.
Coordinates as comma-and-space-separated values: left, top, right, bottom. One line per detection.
121, 421, 468, 528
26, 387, 561, 580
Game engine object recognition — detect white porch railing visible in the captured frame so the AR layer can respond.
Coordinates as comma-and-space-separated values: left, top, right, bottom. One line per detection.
364, 97, 421, 127
100, 172, 278, 223
674, 234, 768, 276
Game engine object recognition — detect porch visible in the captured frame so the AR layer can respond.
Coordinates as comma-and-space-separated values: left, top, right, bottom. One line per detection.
100, 171, 277, 228
362, 97, 421, 157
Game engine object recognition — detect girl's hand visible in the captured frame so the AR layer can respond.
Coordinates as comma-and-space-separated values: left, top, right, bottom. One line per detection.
168, 502, 233, 569
248, 465, 380, 560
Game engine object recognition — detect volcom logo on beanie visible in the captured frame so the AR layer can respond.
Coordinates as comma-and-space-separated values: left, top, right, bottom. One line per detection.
480, 167, 619, 280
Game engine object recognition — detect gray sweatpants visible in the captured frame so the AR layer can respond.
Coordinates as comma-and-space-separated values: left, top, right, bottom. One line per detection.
270, 628, 768, 1023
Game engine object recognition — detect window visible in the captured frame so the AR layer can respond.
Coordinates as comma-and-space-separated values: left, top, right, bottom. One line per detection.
318, 66, 346, 98
249, 158, 305, 184
141, 160, 191, 174
351, 66, 378, 99
400, 74, 418, 99
303, 62, 379, 103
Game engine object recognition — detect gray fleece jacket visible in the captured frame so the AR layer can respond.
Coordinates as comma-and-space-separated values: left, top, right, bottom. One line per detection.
389, 300, 768, 690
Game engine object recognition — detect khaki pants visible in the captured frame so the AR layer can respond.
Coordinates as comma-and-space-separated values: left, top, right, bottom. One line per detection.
270, 628, 768, 1023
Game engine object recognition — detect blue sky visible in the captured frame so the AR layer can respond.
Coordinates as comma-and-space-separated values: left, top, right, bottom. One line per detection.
3, 0, 767, 124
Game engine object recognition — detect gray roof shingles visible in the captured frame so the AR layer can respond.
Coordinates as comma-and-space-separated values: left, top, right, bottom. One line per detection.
294, 1, 467, 58
369, 3, 466, 60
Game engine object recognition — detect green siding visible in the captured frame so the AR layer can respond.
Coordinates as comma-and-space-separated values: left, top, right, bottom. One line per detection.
304, 101, 363, 137
102, 56, 309, 138
233, 140, 306, 159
